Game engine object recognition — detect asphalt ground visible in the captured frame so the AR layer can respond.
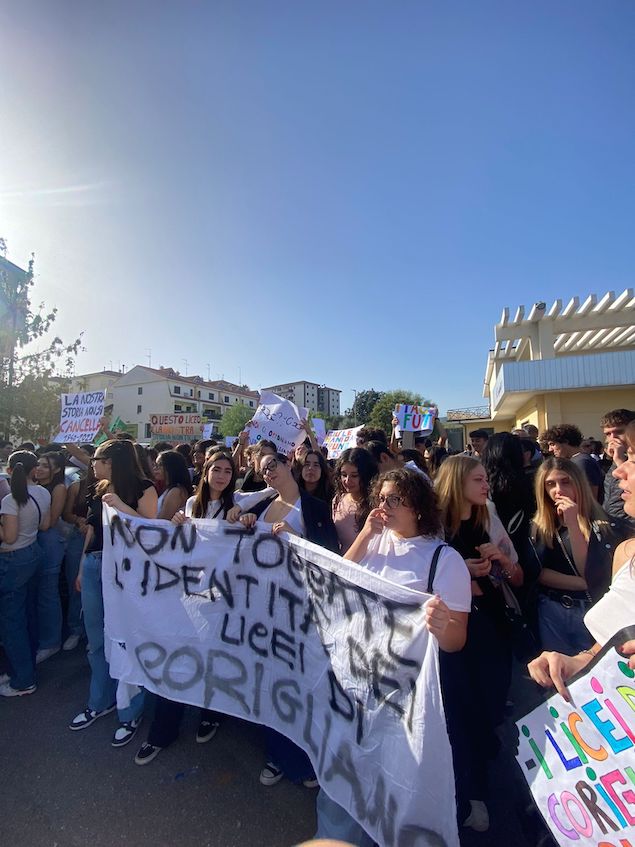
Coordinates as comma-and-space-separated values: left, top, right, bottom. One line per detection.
0, 646, 546, 847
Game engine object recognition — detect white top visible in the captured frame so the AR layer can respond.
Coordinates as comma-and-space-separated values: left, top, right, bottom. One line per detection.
260, 496, 306, 536
584, 557, 635, 645
363, 529, 472, 611
183, 487, 275, 520
0, 485, 51, 552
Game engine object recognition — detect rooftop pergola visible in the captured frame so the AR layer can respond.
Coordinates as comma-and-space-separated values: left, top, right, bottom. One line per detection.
483, 288, 635, 392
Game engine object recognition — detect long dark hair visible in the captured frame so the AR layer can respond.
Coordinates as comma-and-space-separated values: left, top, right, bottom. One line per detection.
7, 451, 39, 506
191, 451, 237, 518
298, 450, 334, 504
95, 439, 149, 506
39, 451, 66, 493
157, 450, 192, 493
333, 447, 378, 530
482, 432, 535, 540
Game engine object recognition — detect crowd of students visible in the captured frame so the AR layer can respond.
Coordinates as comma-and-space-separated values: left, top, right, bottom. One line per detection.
1, 406, 634, 843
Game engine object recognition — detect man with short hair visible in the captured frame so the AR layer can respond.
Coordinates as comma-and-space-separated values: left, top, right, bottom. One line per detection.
469, 429, 489, 458
542, 423, 603, 500
600, 408, 635, 525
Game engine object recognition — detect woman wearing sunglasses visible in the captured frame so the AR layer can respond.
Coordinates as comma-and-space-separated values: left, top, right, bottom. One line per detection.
314, 467, 471, 845
240, 451, 339, 789
68, 439, 157, 747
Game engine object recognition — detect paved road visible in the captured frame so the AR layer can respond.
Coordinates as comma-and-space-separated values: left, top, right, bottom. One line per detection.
0, 647, 543, 847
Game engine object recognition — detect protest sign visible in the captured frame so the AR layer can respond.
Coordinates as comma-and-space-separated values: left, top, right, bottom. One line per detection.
225, 436, 235, 448
150, 413, 203, 440
393, 404, 436, 434
248, 391, 307, 455
516, 636, 635, 847
311, 417, 326, 446
323, 425, 363, 459
201, 423, 214, 439
53, 390, 105, 443
102, 508, 459, 847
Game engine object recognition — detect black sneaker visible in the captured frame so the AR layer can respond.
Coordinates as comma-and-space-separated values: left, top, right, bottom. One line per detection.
112, 717, 142, 747
69, 704, 116, 731
134, 742, 162, 765
196, 720, 220, 744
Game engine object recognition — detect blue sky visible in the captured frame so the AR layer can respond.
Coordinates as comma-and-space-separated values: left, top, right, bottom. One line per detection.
2, 1, 634, 416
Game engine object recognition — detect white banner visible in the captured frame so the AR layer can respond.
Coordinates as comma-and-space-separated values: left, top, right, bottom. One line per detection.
323, 425, 363, 459
516, 641, 635, 847
393, 404, 436, 434
102, 508, 459, 847
53, 390, 105, 443
311, 417, 326, 446
248, 391, 307, 455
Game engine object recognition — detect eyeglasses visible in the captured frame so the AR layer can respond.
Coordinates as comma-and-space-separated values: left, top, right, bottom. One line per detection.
262, 459, 282, 475
377, 494, 405, 509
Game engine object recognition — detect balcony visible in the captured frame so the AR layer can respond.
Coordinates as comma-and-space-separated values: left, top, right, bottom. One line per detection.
446, 405, 491, 422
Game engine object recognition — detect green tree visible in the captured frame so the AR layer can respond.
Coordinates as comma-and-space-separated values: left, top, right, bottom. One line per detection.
0, 248, 82, 442
219, 403, 254, 437
368, 390, 435, 434
347, 389, 384, 426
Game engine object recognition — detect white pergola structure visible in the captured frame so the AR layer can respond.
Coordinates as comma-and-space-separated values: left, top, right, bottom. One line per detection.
482, 288, 635, 425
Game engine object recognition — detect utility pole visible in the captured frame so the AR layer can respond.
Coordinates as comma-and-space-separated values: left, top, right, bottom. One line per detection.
145, 348, 152, 367
182, 358, 189, 376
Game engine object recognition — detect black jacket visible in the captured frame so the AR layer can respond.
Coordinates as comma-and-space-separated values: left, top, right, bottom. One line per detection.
249, 490, 340, 554
604, 466, 635, 528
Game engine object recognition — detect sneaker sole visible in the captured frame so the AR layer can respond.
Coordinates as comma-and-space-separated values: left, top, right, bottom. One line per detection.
134, 749, 162, 765
196, 728, 219, 744
0, 685, 37, 697
112, 722, 142, 748
259, 774, 284, 786
69, 704, 116, 731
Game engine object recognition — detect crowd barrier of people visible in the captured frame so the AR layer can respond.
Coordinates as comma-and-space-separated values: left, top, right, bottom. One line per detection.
1, 406, 634, 845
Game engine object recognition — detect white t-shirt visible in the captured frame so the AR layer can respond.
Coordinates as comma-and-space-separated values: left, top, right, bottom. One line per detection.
363, 529, 472, 611
584, 558, 635, 645
183, 487, 276, 520
1, 484, 51, 552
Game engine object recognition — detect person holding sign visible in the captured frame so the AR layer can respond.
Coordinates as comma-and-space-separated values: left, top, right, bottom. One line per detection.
0, 451, 51, 697
529, 421, 635, 697
69, 440, 157, 747
315, 467, 471, 844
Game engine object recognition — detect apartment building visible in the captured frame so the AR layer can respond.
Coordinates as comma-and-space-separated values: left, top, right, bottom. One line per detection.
262, 380, 341, 416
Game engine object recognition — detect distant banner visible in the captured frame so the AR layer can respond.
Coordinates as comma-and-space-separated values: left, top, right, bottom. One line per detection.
248, 391, 307, 455
53, 390, 105, 443
102, 508, 459, 847
150, 413, 203, 439
323, 425, 363, 459
201, 424, 214, 439
516, 634, 635, 847
393, 404, 436, 434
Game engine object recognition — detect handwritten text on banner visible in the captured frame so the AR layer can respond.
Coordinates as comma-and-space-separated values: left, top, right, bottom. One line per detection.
53, 390, 105, 443
102, 509, 459, 847
248, 391, 307, 455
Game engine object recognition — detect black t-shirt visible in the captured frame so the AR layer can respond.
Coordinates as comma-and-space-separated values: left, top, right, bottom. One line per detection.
86, 478, 154, 554
572, 453, 603, 495
533, 525, 588, 600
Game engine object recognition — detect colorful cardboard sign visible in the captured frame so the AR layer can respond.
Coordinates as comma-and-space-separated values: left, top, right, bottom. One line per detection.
323, 425, 363, 459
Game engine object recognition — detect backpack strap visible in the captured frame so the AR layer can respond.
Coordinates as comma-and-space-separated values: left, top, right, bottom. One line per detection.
427, 544, 446, 594
28, 493, 42, 525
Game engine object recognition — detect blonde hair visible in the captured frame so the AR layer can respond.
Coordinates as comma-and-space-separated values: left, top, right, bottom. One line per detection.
435, 455, 489, 538
533, 457, 607, 547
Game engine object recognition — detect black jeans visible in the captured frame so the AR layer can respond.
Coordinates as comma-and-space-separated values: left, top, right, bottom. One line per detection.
147, 695, 221, 748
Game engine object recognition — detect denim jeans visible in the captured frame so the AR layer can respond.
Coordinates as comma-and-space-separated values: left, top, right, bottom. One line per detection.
538, 593, 593, 654
63, 528, 85, 637
315, 790, 375, 847
37, 526, 66, 649
81, 551, 144, 722
0, 542, 41, 689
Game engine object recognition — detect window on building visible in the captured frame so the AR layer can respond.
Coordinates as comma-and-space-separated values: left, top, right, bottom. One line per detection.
189, 389, 193, 396
224, 395, 230, 403
145, 423, 151, 439
136, 404, 142, 414
137, 386, 143, 395
249, 400, 254, 407
174, 404, 182, 412
174, 386, 181, 395
208, 392, 214, 400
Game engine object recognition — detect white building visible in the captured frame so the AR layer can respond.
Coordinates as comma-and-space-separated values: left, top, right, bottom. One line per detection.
72, 365, 259, 442
262, 380, 341, 416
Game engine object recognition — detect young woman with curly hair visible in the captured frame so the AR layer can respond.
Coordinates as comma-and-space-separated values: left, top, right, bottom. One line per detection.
331, 447, 378, 553
315, 468, 471, 845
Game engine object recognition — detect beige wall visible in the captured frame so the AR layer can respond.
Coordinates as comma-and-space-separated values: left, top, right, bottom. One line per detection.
554, 389, 635, 439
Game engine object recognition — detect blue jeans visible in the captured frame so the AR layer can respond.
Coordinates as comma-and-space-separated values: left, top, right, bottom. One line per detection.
37, 526, 66, 649
81, 552, 144, 722
63, 529, 85, 636
538, 593, 593, 654
0, 542, 41, 689
315, 790, 375, 847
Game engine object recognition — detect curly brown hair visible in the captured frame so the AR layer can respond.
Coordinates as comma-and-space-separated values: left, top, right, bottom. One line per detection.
370, 468, 441, 538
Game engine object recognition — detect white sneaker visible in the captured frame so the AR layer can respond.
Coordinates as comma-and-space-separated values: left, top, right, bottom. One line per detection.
0, 681, 37, 697
36, 646, 60, 664
62, 634, 81, 651
463, 800, 490, 832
